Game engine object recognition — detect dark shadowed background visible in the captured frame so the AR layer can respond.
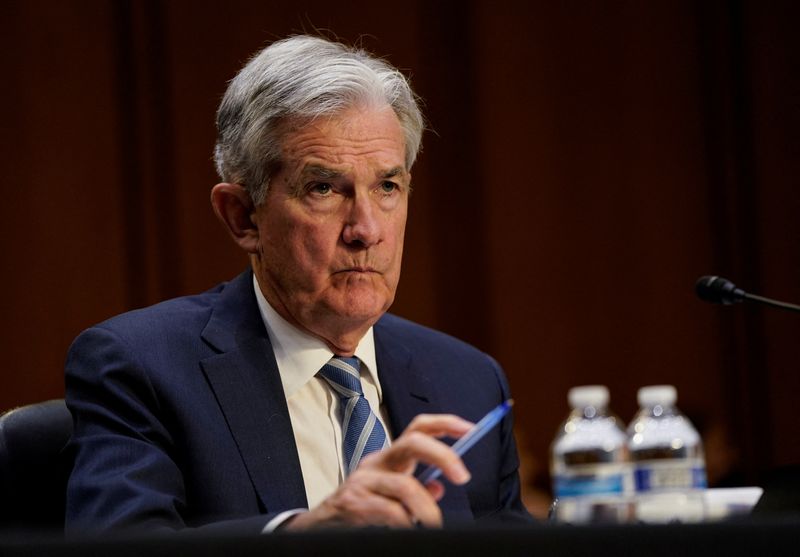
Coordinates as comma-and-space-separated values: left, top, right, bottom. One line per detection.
2, 0, 798, 514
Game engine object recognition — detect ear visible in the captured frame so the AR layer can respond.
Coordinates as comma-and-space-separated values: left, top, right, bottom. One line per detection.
210, 183, 259, 253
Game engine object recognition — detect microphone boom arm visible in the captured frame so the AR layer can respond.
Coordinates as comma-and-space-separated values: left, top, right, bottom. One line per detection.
743, 292, 800, 313
695, 275, 800, 313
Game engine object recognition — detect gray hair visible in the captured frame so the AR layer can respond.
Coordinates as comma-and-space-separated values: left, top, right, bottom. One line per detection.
213, 35, 425, 205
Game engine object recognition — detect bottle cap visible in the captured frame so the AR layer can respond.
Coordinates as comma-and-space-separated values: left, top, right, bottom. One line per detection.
568, 385, 609, 409
637, 385, 677, 407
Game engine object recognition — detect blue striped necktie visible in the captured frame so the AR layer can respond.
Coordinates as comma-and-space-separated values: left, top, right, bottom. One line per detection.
318, 356, 388, 475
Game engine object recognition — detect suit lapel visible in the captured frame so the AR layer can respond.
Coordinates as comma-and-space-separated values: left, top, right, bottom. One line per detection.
374, 325, 432, 435
200, 271, 307, 513
374, 317, 474, 523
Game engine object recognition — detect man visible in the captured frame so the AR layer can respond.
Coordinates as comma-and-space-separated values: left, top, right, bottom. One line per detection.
65, 35, 529, 534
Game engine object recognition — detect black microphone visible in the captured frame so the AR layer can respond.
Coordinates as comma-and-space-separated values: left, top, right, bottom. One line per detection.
695, 275, 800, 313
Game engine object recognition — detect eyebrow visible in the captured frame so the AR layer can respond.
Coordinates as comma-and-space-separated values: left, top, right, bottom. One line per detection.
301, 164, 343, 180
380, 166, 407, 180
300, 164, 408, 181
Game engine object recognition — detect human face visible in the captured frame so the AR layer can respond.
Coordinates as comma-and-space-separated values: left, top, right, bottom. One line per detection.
252, 105, 410, 352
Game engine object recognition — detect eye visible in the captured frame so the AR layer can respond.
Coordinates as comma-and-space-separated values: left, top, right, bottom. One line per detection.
379, 181, 398, 194
309, 183, 333, 195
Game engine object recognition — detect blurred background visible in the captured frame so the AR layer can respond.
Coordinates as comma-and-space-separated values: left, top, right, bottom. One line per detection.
2, 0, 798, 519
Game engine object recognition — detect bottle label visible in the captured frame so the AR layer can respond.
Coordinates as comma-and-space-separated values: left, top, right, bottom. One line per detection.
634, 460, 707, 492
553, 465, 626, 498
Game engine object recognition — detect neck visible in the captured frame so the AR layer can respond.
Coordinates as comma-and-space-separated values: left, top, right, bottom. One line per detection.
254, 273, 374, 357
300, 313, 373, 357
315, 310, 381, 357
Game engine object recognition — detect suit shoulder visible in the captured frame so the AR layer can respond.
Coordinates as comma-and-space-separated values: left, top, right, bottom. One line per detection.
376, 314, 513, 412
82, 282, 227, 342
376, 313, 498, 364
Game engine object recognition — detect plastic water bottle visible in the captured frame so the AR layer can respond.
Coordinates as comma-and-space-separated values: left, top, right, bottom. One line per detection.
628, 385, 707, 523
549, 385, 633, 524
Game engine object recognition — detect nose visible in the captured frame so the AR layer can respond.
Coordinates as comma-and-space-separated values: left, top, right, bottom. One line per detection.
342, 193, 381, 247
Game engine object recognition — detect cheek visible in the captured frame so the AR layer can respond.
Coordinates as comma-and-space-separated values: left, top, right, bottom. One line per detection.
389, 213, 407, 256
293, 222, 340, 268
260, 217, 311, 268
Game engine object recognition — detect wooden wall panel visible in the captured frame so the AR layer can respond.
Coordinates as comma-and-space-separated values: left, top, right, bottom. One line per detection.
0, 1, 128, 407
471, 1, 727, 481
744, 1, 800, 469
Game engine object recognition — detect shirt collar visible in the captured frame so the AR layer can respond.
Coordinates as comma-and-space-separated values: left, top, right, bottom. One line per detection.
252, 274, 380, 399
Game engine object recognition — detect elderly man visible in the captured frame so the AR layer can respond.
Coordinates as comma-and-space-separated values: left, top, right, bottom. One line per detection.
65, 35, 529, 534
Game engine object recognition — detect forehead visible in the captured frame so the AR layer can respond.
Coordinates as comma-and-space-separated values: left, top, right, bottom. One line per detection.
280, 106, 408, 173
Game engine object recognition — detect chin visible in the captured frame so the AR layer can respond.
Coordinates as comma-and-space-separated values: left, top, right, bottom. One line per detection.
339, 303, 388, 323
332, 291, 392, 323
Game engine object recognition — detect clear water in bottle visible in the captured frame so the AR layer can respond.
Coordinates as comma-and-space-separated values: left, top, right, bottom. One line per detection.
550, 385, 633, 524
628, 385, 707, 523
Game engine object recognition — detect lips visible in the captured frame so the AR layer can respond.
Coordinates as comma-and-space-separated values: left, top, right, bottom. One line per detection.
333, 265, 382, 275
338, 267, 378, 273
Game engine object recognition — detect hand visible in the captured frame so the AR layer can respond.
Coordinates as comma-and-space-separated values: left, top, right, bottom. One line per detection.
285, 414, 473, 530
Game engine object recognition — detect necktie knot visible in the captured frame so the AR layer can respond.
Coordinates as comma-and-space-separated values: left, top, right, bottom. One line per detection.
318, 356, 363, 398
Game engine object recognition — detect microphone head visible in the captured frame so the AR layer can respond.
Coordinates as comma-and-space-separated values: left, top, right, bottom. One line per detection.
695, 275, 746, 305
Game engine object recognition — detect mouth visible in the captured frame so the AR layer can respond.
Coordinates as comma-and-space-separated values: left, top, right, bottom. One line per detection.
336, 266, 379, 274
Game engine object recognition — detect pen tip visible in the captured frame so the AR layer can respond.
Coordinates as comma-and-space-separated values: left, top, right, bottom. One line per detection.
507, 399, 514, 406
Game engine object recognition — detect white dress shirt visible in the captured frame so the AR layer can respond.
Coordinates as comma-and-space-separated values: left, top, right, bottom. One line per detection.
252, 275, 392, 516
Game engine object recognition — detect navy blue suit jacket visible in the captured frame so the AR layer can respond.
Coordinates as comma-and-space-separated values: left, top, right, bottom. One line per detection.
65, 270, 529, 534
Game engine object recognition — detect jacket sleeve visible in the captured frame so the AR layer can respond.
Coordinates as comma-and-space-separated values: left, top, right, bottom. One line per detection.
484, 356, 536, 525
64, 325, 277, 537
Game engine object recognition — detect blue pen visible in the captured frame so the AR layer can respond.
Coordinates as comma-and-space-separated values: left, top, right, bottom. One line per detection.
417, 399, 514, 484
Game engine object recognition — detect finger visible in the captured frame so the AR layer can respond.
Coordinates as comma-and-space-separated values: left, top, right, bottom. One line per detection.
425, 479, 445, 501
404, 414, 474, 438
374, 431, 471, 484
366, 471, 443, 527
295, 476, 418, 529
335, 487, 418, 528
